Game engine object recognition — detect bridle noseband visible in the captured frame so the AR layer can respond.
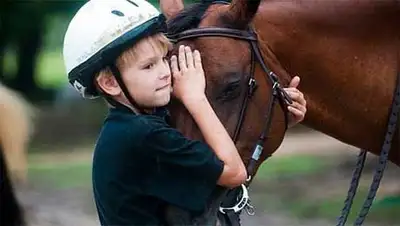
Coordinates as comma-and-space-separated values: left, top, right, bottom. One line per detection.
167, 14, 293, 226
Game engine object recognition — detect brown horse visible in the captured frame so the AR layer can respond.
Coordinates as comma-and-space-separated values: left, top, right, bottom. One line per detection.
165, 0, 399, 224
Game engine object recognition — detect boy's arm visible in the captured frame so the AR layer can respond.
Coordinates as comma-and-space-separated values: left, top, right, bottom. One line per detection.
182, 95, 247, 188
143, 118, 225, 210
170, 45, 247, 189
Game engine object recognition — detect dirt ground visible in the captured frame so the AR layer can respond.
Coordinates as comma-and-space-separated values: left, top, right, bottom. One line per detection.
15, 128, 400, 226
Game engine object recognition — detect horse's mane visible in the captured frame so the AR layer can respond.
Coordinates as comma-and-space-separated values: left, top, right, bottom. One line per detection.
167, 0, 231, 34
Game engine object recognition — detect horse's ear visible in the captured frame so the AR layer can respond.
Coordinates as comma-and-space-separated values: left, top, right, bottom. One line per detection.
223, 0, 261, 29
160, 0, 185, 20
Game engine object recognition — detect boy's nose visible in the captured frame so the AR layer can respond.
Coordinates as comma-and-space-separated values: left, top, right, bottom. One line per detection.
159, 61, 171, 79
160, 73, 170, 80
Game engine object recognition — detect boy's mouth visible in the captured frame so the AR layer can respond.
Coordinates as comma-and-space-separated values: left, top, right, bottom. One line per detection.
156, 84, 170, 91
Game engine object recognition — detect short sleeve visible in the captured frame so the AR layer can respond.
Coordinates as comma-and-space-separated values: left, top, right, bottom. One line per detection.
143, 118, 224, 211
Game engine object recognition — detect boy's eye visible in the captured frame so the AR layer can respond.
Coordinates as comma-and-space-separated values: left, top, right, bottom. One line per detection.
143, 63, 155, 70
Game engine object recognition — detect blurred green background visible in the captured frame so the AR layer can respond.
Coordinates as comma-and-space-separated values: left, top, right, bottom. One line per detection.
1, 1, 399, 226
1, 0, 194, 99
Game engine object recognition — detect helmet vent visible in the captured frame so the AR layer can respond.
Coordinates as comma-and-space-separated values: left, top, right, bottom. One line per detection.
126, 0, 139, 7
111, 10, 125, 17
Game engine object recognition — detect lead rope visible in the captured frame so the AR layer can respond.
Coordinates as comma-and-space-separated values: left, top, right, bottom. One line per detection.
336, 150, 367, 226
353, 72, 400, 225
336, 71, 400, 226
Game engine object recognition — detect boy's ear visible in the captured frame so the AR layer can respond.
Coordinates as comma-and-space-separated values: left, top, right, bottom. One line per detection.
95, 73, 122, 96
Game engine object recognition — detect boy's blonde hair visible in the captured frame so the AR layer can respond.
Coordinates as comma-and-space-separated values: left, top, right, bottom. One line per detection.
95, 33, 172, 92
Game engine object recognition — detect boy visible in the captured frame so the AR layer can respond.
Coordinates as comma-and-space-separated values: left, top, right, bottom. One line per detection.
62, 0, 306, 225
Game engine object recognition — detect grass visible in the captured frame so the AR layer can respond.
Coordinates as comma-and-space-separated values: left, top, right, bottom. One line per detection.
283, 189, 400, 225
253, 155, 400, 225
27, 152, 328, 190
255, 154, 333, 179
26, 150, 399, 224
26, 152, 328, 192
28, 154, 92, 190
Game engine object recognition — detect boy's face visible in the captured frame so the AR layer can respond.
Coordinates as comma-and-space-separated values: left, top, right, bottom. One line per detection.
121, 39, 172, 108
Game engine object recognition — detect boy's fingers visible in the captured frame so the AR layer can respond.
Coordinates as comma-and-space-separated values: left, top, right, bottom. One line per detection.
289, 102, 307, 114
170, 55, 179, 77
283, 87, 299, 93
288, 106, 305, 119
193, 50, 202, 69
289, 76, 300, 88
185, 46, 194, 68
285, 89, 306, 105
178, 45, 187, 71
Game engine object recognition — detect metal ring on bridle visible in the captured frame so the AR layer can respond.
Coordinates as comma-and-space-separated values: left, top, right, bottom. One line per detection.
218, 184, 250, 214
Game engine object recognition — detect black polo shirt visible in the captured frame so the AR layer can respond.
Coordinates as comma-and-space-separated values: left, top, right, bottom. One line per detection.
92, 103, 224, 226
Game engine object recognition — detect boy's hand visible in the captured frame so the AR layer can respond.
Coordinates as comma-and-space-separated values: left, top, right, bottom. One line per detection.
284, 76, 307, 128
171, 45, 206, 103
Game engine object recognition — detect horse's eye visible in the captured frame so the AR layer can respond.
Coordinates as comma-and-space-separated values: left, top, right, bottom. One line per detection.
216, 80, 242, 102
224, 82, 240, 94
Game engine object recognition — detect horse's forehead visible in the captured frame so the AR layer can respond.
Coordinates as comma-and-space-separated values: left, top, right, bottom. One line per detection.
197, 42, 245, 73
173, 4, 249, 78
198, 4, 230, 27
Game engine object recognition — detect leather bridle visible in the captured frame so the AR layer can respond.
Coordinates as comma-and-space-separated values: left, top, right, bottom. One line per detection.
167, 6, 293, 226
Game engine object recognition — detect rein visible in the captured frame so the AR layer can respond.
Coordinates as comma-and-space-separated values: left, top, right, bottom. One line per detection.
336, 72, 400, 225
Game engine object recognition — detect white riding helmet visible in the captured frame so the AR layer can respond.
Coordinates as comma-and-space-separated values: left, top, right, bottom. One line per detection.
63, 0, 167, 99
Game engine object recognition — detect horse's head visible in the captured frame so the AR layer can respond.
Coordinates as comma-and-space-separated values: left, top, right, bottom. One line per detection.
167, 0, 292, 176
164, 0, 294, 224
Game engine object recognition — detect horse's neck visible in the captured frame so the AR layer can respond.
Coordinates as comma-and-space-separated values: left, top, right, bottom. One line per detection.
255, 0, 399, 164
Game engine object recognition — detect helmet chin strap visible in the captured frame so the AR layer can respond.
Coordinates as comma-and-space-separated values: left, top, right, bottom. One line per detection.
109, 63, 145, 114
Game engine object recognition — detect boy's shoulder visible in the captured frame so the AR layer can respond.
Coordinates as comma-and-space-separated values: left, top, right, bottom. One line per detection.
95, 106, 170, 146
107, 107, 167, 130
93, 107, 170, 161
